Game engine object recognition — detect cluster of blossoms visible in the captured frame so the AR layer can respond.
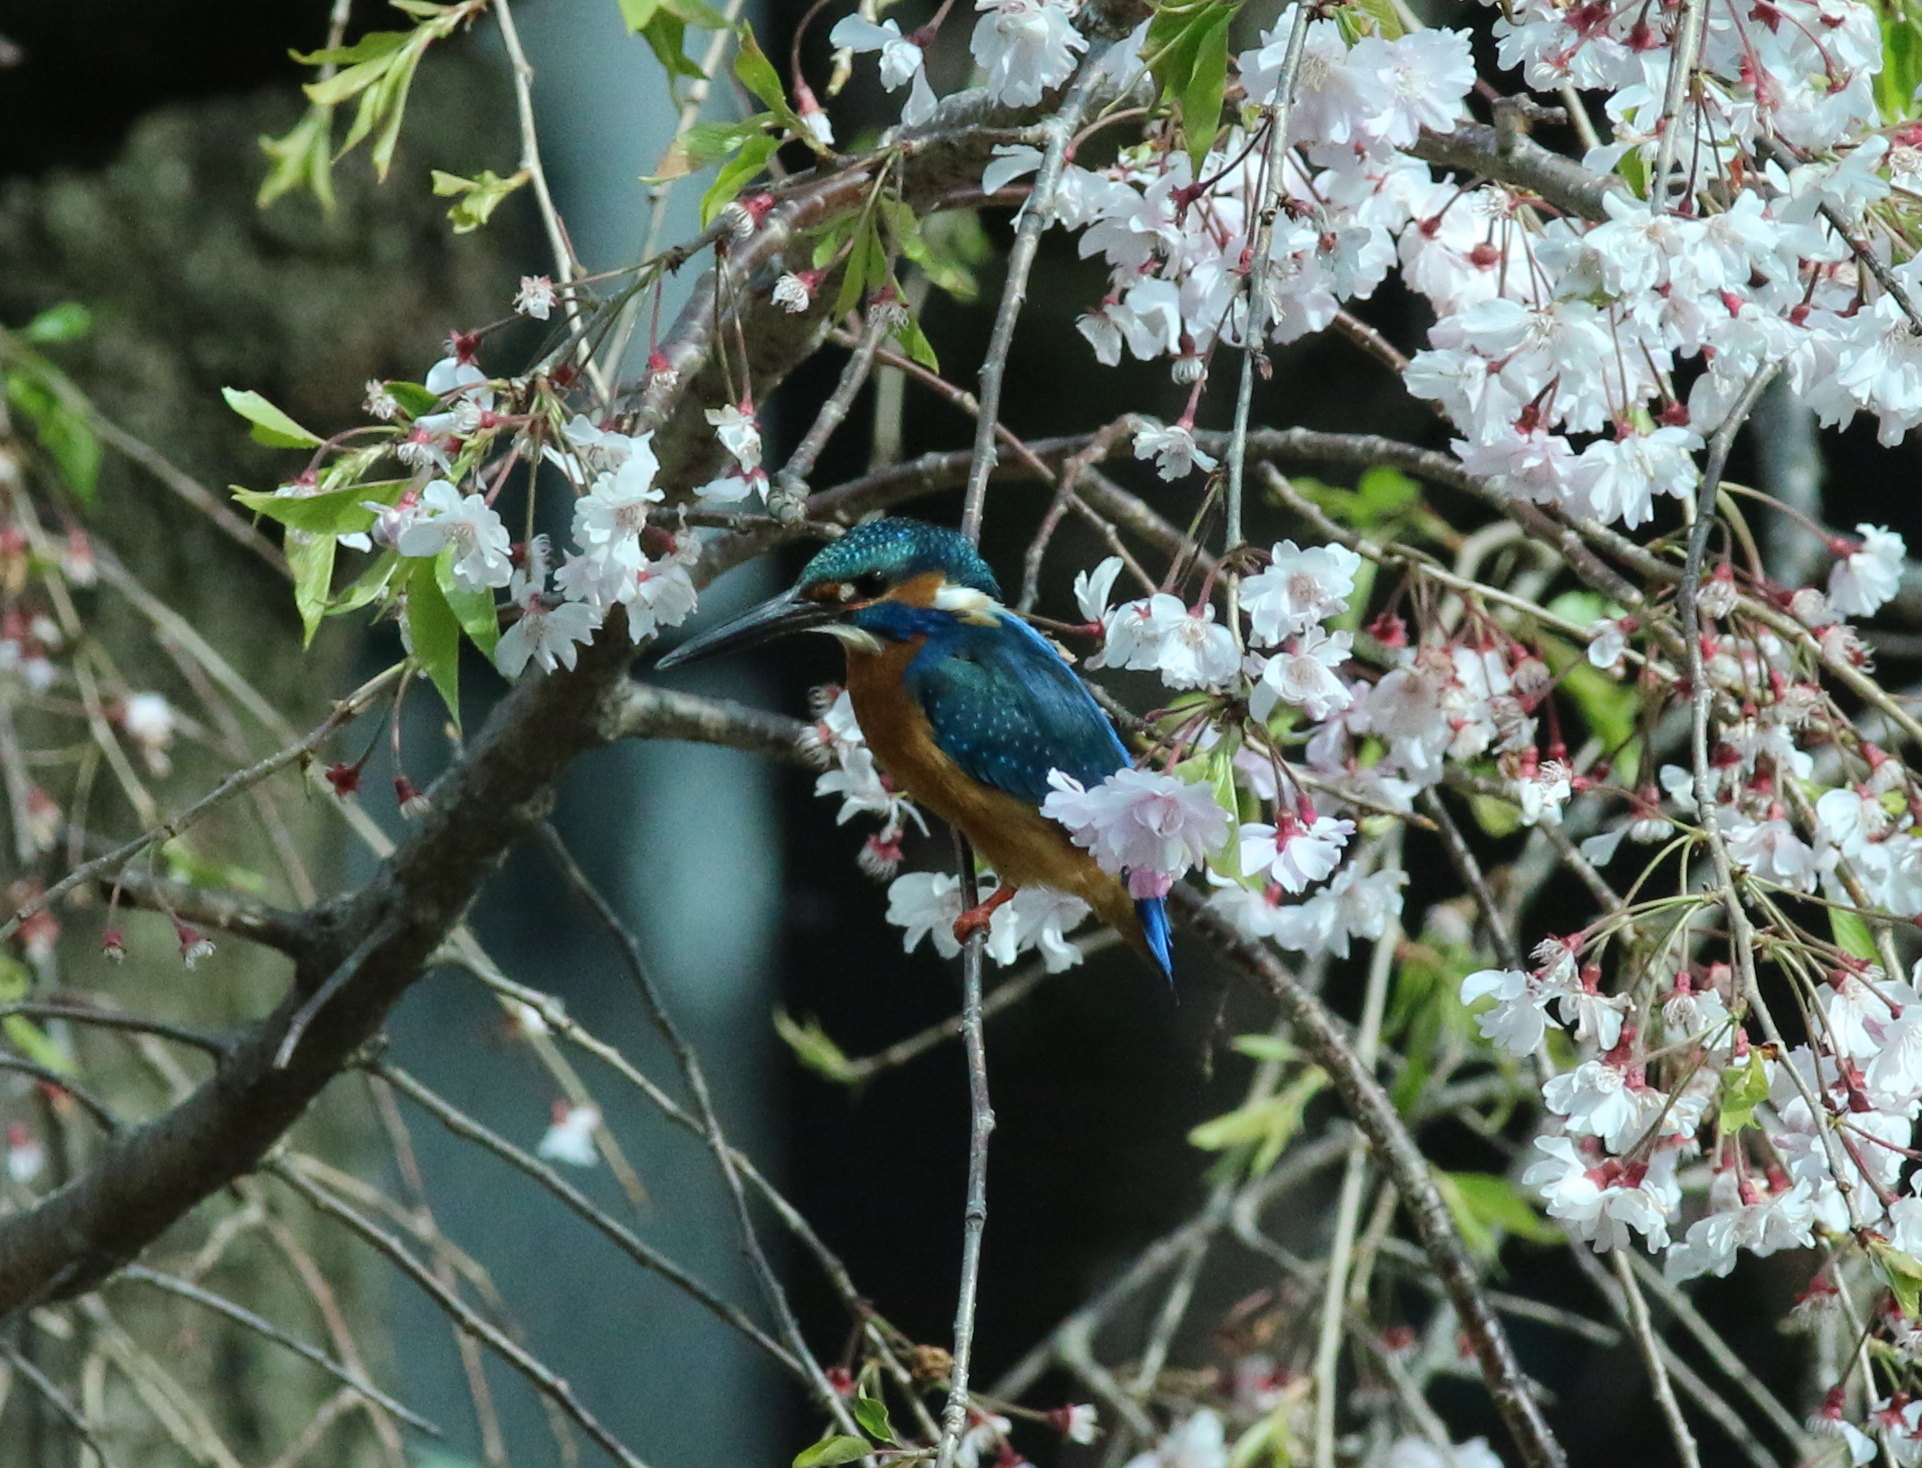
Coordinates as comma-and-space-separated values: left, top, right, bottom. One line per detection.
223, 0, 1922, 1454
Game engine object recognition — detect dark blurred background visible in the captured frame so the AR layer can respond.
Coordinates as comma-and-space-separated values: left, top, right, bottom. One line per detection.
8, 1, 1922, 1465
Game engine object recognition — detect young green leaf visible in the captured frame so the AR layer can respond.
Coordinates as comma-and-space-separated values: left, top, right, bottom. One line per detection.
792, 1437, 871, 1468
1717, 1049, 1770, 1134
700, 134, 780, 225
430, 168, 531, 233
21, 303, 92, 345
851, 1393, 895, 1445
406, 556, 464, 727
772, 1010, 862, 1086
232, 483, 378, 535
6, 367, 101, 503
221, 388, 323, 449
437, 549, 502, 658
288, 531, 338, 648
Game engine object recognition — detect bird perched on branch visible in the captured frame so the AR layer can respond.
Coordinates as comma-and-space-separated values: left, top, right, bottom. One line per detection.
656, 517, 1173, 978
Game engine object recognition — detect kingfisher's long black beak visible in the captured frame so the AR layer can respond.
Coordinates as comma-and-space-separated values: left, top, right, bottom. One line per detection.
654, 589, 838, 669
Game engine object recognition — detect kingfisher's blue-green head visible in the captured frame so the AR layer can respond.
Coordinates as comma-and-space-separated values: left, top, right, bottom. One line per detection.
656, 518, 1003, 667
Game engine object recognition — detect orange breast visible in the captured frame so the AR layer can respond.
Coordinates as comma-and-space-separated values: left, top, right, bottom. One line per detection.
844, 642, 1143, 949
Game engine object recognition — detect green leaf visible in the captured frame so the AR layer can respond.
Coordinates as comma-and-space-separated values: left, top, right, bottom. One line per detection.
834, 212, 887, 320
890, 305, 939, 372
1831, 907, 1878, 964
1231, 1034, 1302, 1063
639, 14, 707, 81
6, 368, 100, 503
734, 22, 789, 117
1343, 0, 1406, 40
385, 380, 440, 418
619, 0, 662, 28
258, 102, 338, 212
406, 556, 463, 727
436, 549, 501, 658
221, 387, 323, 449
0, 954, 65, 1075
21, 303, 92, 345
699, 134, 779, 226
232, 483, 378, 535
1874, 1237, 1922, 1319
430, 168, 530, 233
291, 29, 409, 70
1189, 1068, 1326, 1175
288, 531, 338, 648
654, 116, 773, 180
302, 36, 406, 106
1717, 1049, 1769, 1135
1146, 1, 1236, 172
735, 22, 821, 149
772, 1010, 861, 1086
1434, 1171, 1560, 1263
851, 1394, 895, 1445
792, 1437, 870, 1468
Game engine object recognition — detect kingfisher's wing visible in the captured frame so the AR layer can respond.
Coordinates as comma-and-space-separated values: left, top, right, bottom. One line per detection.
902, 613, 1129, 808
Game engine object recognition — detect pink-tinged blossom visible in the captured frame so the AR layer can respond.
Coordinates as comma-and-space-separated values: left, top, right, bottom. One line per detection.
1460, 968, 1548, 1055
1133, 421, 1219, 480
1120, 1408, 1226, 1468
495, 597, 599, 678
1073, 556, 1124, 626
1238, 812, 1354, 894
1542, 1060, 1652, 1153
415, 355, 494, 439
1665, 1178, 1817, 1282
1092, 593, 1187, 673
395, 480, 515, 592
1240, 540, 1362, 645
571, 435, 663, 548
537, 1103, 600, 1167
832, 12, 938, 126
1152, 607, 1239, 691
984, 886, 1091, 972
1347, 28, 1477, 150
971, 0, 1086, 109
513, 275, 556, 320
1042, 768, 1230, 898
887, 871, 966, 960
1268, 865, 1405, 958
1514, 759, 1572, 827
1828, 524, 1906, 617
1523, 1137, 1674, 1252
1725, 815, 1822, 892
6, 1124, 45, 1185
1250, 627, 1353, 722
1586, 618, 1629, 669
705, 403, 763, 473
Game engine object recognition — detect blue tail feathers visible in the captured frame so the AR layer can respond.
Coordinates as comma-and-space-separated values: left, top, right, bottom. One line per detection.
1135, 897, 1174, 982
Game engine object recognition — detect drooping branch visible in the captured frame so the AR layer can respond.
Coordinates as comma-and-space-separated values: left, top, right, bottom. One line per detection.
1170, 888, 1568, 1468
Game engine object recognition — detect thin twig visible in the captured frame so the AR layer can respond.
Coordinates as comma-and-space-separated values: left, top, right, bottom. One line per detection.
116, 1266, 438, 1435
959, 55, 1107, 543
1226, 0, 1309, 555
936, 830, 996, 1468
269, 1161, 653, 1468
531, 825, 857, 1430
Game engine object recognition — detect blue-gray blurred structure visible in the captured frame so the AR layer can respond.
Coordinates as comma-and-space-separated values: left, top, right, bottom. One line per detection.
388, 5, 787, 1463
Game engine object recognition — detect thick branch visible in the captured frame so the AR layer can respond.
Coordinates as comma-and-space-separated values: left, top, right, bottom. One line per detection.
1411, 120, 1624, 222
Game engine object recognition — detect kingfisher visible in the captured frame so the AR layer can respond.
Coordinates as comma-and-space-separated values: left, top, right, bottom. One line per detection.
656, 518, 1173, 978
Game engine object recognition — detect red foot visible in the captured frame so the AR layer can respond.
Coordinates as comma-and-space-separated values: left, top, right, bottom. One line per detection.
953, 884, 1016, 944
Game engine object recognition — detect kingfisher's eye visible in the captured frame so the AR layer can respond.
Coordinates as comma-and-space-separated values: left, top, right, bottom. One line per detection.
851, 571, 889, 599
